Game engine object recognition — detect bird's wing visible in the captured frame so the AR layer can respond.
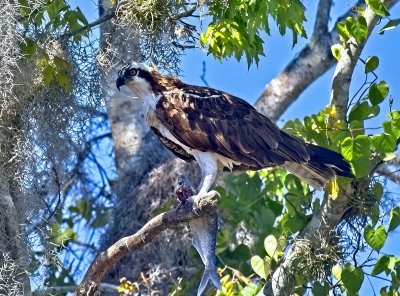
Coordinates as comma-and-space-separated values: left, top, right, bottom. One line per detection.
155, 84, 310, 169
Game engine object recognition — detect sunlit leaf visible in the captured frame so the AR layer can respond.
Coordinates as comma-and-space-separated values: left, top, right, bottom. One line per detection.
371, 133, 397, 153
364, 225, 387, 251
365, 56, 379, 73
388, 207, 400, 232
366, 0, 390, 16
372, 255, 396, 275
341, 135, 370, 161
369, 81, 389, 105
264, 235, 284, 260
341, 263, 364, 293
250, 255, 270, 279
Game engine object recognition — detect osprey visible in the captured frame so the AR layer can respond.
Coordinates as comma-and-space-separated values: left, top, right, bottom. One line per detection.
116, 63, 353, 205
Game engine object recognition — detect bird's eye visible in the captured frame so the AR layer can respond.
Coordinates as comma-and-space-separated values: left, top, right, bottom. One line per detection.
178, 180, 183, 186
130, 68, 138, 76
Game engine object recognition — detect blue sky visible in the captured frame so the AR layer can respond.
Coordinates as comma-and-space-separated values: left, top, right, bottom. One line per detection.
70, 1, 400, 294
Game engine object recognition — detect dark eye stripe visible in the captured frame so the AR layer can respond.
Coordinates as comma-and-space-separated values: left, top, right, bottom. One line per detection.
137, 68, 154, 84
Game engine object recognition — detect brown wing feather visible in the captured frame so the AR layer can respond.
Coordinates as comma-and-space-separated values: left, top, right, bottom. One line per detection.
150, 127, 195, 162
155, 85, 309, 170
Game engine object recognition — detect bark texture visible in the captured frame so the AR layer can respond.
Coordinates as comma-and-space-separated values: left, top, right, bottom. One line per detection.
0, 169, 31, 295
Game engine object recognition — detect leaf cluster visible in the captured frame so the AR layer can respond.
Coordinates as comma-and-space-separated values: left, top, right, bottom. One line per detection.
200, 0, 307, 66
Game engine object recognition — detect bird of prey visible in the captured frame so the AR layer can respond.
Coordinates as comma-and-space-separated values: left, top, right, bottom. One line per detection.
116, 63, 353, 206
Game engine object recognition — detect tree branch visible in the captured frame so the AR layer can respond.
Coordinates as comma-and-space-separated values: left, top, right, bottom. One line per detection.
376, 156, 400, 184
75, 190, 220, 296
261, 1, 399, 295
312, 0, 333, 36
60, 7, 117, 40
60, 3, 198, 41
255, 0, 364, 121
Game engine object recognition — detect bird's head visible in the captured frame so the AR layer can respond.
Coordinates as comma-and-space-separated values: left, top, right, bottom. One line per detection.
116, 62, 155, 93
116, 62, 183, 95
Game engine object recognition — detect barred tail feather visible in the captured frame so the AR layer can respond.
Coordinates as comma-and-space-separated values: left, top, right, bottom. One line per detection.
283, 143, 354, 188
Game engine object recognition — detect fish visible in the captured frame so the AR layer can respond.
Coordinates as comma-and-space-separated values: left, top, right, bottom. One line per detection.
175, 175, 222, 296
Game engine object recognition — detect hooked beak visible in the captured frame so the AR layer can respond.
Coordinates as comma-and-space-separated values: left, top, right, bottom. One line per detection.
116, 76, 125, 91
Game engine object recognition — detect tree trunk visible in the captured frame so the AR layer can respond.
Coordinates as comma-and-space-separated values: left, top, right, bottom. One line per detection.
0, 169, 31, 296
99, 1, 198, 294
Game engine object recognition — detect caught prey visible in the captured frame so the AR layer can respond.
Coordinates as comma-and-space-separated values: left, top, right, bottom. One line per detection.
175, 175, 222, 296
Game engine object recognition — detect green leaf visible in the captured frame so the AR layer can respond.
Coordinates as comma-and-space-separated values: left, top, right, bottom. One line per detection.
366, 0, 390, 16
371, 133, 397, 153
350, 120, 365, 137
58, 72, 72, 92
364, 225, 387, 251
264, 235, 284, 260
365, 56, 379, 73
388, 207, 400, 232
241, 283, 261, 296
374, 182, 384, 200
20, 38, 37, 58
332, 264, 342, 283
351, 157, 371, 178
372, 255, 396, 275
369, 81, 389, 105
51, 225, 76, 247
346, 16, 367, 43
341, 135, 370, 161
281, 213, 307, 234
43, 65, 54, 85
250, 255, 270, 279
331, 44, 342, 61
371, 204, 380, 227
337, 21, 350, 42
341, 263, 364, 293
349, 101, 380, 122
311, 281, 329, 296
379, 18, 400, 34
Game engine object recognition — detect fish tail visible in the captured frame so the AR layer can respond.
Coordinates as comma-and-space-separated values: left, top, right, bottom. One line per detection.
197, 268, 222, 296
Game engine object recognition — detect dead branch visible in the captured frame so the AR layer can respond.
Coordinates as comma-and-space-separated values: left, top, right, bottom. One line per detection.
75, 191, 220, 296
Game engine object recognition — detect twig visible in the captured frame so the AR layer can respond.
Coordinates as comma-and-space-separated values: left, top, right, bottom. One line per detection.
60, 7, 117, 40
75, 191, 220, 296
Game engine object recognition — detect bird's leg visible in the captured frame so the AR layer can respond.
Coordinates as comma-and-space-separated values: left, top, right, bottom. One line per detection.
188, 153, 219, 212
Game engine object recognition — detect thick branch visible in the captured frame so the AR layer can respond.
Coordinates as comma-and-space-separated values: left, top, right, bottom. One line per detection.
262, 1, 398, 295
75, 191, 220, 296
255, 0, 363, 121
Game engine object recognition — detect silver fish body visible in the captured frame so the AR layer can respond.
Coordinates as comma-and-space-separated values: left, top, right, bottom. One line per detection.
175, 175, 222, 296
190, 211, 222, 296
